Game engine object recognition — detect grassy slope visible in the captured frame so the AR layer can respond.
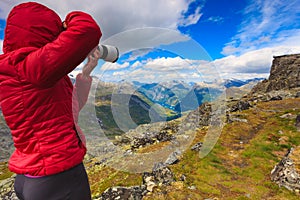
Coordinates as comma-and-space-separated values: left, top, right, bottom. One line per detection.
1, 98, 299, 199
87, 98, 300, 200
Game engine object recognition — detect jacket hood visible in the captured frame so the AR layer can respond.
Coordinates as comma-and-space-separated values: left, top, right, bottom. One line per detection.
3, 2, 63, 53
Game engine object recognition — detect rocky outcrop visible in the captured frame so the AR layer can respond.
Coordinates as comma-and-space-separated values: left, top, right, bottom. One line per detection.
249, 87, 300, 102
142, 162, 175, 188
195, 102, 212, 127
97, 186, 147, 200
223, 54, 300, 117
96, 163, 175, 200
0, 175, 18, 200
113, 102, 214, 151
251, 54, 300, 94
229, 100, 252, 112
113, 121, 178, 150
271, 148, 300, 194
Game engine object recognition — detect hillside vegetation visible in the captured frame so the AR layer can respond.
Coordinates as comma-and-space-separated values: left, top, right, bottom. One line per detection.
86, 97, 300, 199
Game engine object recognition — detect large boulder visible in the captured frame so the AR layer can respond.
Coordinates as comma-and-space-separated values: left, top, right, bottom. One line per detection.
0, 175, 18, 200
271, 147, 300, 194
252, 54, 300, 94
96, 162, 175, 199
98, 186, 147, 200
142, 162, 175, 192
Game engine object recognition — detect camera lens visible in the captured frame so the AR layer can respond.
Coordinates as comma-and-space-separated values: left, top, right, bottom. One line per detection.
98, 45, 119, 63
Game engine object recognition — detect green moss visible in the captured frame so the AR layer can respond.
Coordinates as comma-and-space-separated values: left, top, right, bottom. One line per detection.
87, 164, 142, 198
0, 162, 13, 180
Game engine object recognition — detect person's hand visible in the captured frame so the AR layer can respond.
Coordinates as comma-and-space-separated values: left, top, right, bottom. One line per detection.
81, 46, 101, 79
62, 21, 67, 30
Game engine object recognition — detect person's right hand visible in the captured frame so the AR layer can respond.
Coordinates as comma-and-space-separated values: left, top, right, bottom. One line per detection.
62, 21, 67, 30
81, 46, 101, 79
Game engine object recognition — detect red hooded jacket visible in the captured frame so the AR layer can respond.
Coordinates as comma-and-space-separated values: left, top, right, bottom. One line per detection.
0, 2, 101, 176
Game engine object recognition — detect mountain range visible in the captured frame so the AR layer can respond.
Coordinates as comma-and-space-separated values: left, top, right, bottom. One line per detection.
93, 77, 262, 137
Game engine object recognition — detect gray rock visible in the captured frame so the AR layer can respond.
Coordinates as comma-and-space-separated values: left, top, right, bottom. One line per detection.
179, 174, 187, 182
98, 186, 147, 200
114, 122, 178, 150
296, 115, 300, 131
271, 148, 300, 193
279, 113, 297, 120
191, 142, 203, 151
97, 161, 176, 199
152, 162, 167, 172
143, 162, 175, 186
270, 95, 283, 101
226, 114, 248, 123
230, 100, 251, 112
0, 175, 18, 200
188, 185, 196, 190
164, 150, 181, 165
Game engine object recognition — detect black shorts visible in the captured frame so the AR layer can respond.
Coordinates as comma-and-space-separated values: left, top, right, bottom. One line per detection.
14, 163, 91, 200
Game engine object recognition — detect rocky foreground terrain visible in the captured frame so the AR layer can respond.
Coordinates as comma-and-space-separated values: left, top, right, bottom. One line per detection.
1, 53, 300, 199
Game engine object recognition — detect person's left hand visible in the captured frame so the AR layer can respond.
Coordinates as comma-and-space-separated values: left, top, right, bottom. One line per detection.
82, 46, 101, 79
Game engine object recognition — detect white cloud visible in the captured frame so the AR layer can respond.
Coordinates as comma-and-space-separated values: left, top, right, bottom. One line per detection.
143, 56, 193, 71
207, 16, 224, 24
2, 0, 298, 83
271, 29, 300, 47
100, 44, 300, 82
101, 62, 129, 71
220, 73, 269, 81
131, 61, 142, 69
101, 27, 190, 55
126, 49, 153, 62
138, 57, 221, 81
0, 0, 203, 40
222, 0, 300, 56
179, 6, 202, 27
216, 46, 300, 79
112, 71, 126, 77
0, 0, 205, 82
98, 56, 221, 83
221, 45, 241, 56
219, 0, 300, 80
0, 1, 203, 57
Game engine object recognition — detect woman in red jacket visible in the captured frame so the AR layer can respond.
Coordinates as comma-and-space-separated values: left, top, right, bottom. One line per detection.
0, 2, 101, 200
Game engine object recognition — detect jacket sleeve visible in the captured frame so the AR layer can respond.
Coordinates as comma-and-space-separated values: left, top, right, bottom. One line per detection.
19, 11, 101, 87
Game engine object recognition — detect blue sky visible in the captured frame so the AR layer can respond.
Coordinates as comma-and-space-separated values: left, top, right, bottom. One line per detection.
181, 0, 246, 59
1, 0, 300, 82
